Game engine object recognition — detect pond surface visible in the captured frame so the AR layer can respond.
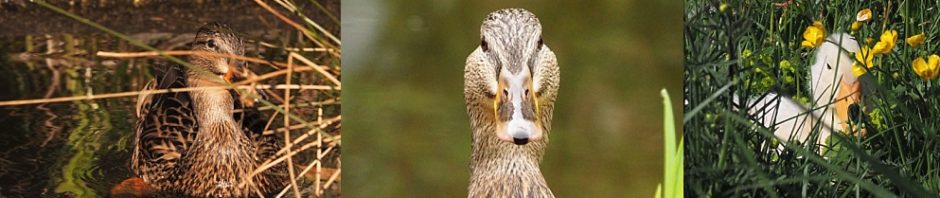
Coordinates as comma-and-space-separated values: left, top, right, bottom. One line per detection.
0, 1, 341, 197
0, 33, 146, 197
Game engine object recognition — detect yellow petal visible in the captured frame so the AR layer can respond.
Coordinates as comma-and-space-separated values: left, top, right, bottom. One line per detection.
871, 42, 888, 55
928, 55, 940, 67
882, 30, 898, 44
855, 46, 868, 64
720, 3, 729, 13
802, 21, 826, 48
913, 57, 927, 77
912, 56, 940, 80
854, 46, 876, 70
906, 33, 926, 47
873, 30, 898, 55
853, 62, 867, 77
928, 55, 940, 80
801, 41, 815, 48
851, 21, 862, 31
857, 8, 872, 22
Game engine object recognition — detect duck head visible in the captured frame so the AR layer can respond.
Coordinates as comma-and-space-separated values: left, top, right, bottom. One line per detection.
188, 22, 245, 85
465, 8, 559, 146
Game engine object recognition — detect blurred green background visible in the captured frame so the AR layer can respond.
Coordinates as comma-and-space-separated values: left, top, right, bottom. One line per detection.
342, 0, 682, 197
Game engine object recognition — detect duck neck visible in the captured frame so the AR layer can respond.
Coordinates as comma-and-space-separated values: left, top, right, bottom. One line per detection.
183, 76, 261, 197
468, 125, 552, 197
188, 76, 239, 139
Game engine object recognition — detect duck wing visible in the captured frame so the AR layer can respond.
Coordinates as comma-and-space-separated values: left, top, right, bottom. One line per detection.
229, 74, 289, 188
132, 64, 198, 188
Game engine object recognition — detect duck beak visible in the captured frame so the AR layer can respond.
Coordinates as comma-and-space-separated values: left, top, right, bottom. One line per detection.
835, 79, 863, 134
493, 70, 542, 145
223, 62, 238, 83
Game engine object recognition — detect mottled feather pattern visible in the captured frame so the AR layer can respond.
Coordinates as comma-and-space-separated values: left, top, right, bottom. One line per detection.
465, 8, 559, 198
133, 64, 197, 189
132, 23, 287, 197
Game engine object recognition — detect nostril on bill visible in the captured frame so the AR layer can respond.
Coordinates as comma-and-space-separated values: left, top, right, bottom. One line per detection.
512, 131, 529, 145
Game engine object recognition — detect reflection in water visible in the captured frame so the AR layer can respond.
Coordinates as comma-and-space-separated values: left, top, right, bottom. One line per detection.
0, 34, 137, 197
0, 33, 343, 197
1, 2, 342, 197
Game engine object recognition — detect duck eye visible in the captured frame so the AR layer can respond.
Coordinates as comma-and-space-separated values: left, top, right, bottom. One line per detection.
206, 39, 216, 49
502, 88, 509, 97
481, 36, 489, 52
537, 37, 543, 49
826, 63, 832, 70
524, 88, 530, 98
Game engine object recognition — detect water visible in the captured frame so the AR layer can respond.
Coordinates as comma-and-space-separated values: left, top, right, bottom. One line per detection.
0, 35, 140, 197
0, 1, 342, 197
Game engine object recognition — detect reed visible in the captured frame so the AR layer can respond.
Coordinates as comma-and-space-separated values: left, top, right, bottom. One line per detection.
21, 1, 343, 197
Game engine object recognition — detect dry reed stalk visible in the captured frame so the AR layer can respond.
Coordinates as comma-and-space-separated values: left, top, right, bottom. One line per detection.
269, 116, 340, 149
250, 99, 340, 112
270, 0, 341, 45
274, 145, 339, 198
0, 84, 331, 106
258, 42, 337, 53
290, 52, 341, 86
252, 0, 340, 58
247, 143, 335, 187
322, 169, 340, 192
283, 53, 302, 198
95, 50, 333, 71
315, 107, 323, 196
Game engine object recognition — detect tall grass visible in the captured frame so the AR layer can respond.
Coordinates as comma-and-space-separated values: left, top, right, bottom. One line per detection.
685, 0, 940, 197
656, 89, 683, 198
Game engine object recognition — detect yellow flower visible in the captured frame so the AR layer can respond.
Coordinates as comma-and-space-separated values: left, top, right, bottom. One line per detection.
853, 63, 868, 76
871, 30, 898, 55
854, 46, 875, 69
912, 55, 940, 80
719, 3, 729, 13
906, 33, 926, 47
802, 21, 826, 48
857, 8, 872, 22
851, 21, 862, 31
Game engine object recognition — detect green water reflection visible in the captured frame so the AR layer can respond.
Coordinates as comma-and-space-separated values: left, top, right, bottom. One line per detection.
0, 35, 139, 197
343, 0, 683, 197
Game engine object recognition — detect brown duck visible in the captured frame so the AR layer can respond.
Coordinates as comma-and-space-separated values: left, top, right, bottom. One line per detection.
464, 8, 560, 198
131, 23, 287, 197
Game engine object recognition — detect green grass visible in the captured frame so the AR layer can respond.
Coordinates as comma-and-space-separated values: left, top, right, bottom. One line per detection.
685, 0, 940, 197
657, 89, 684, 198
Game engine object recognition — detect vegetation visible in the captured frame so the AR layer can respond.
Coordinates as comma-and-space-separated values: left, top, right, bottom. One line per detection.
0, 1, 340, 197
685, 0, 940, 197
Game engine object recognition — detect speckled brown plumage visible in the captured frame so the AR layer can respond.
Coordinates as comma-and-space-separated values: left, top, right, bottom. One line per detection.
131, 23, 287, 197
464, 8, 560, 198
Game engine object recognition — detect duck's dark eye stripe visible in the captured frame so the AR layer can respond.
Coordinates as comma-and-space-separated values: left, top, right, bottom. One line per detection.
537, 36, 543, 49
484, 89, 496, 99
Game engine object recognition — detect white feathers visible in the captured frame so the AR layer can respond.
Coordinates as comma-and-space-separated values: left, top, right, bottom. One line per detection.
810, 33, 859, 105
742, 33, 861, 150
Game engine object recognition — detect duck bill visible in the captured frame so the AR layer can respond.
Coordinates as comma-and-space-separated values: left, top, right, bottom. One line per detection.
223, 62, 238, 83
835, 78, 862, 134
840, 79, 861, 103
493, 72, 542, 145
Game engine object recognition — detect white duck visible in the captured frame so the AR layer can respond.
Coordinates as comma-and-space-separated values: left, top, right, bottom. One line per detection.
745, 33, 862, 150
